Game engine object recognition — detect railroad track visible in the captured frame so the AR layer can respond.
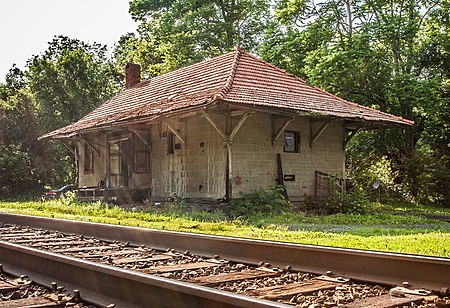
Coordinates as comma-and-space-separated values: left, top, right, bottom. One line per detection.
0, 263, 98, 307
0, 213, 449, 307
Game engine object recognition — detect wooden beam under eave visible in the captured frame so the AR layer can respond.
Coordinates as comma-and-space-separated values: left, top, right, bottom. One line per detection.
272, 118, 294, 146
130, 128, 151, 149
229, 112, 250, 142
344, 128, 360, 149
310, 120, 332, 147
165, 122, 186, 145
60, 140, 76, 156
80, 136, 100, 157
201, 112, 228, 141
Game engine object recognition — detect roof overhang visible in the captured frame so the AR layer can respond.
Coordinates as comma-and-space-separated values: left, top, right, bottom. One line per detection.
39, 98, 413, 141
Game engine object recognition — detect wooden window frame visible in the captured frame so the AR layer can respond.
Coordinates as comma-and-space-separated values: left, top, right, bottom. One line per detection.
83, 144, 94, 174
284, 131, 300, 153
167, 131, 175, 155
133, 133, 150, 173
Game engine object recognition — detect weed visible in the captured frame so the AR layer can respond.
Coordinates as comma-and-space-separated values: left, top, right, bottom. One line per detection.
230, 185, 291, 219
0, 200, 449, 257
306, 188, 370, 215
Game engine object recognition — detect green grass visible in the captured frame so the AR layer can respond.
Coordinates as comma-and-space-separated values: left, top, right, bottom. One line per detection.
0, 200, 449, 257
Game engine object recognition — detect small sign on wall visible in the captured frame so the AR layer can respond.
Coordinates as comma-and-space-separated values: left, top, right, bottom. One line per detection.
284, 174, 296, 181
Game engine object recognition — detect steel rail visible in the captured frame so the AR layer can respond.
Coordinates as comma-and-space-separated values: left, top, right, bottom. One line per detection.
0, 241, 288, 308
1, 213, 449, 292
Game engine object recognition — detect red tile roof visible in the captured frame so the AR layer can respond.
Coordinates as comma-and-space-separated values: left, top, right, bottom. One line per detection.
40, 47, 412, 139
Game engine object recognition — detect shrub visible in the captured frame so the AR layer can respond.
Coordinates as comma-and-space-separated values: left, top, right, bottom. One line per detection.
230, 185, 291, 219
324, 189, 370, 215
305, 188, 370, 215
0, 144, 34, 196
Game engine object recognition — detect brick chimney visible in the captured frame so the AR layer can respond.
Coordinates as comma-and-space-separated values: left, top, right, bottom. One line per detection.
125, 63, 141, 88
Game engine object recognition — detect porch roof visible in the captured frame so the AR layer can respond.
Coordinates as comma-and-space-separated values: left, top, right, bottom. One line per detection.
40, 47, 413, 140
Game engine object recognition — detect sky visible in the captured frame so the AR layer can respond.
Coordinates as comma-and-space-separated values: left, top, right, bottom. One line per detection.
0, 0, 137, 83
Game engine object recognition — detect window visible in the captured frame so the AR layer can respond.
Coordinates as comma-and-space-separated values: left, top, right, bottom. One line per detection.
84, 144, 94, 173
134, 133, 149, 173
109, 141, 121, 175
284, 131, 300, 153
167, 132, 174, 155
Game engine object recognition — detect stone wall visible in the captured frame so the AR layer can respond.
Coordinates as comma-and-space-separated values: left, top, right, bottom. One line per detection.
77, 134, 106, 188
150, 113, 226, 199
230, 113, 344, 200
76, 112, 345, 201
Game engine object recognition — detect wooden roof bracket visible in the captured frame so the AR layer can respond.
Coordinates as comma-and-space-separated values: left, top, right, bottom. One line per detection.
130, 128, 151, 150
60, 139, 76, 156
272, 117, 294, 146
310, 119, 333, 147
229, 112, 250, 142
201, 111, 250, 146
79, 136, 100, 157
343, 127, 361, 149
164, 120, 186, 145
201, 111, 228, 142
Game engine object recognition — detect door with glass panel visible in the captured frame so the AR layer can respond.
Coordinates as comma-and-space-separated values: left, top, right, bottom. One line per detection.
108, 139, 130, 188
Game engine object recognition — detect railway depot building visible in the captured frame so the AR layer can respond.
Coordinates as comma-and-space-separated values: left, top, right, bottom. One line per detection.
40, 48, 412, 203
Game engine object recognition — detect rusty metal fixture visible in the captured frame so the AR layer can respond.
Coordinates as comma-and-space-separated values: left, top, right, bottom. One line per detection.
73, 289, 81, 303
0, 265, 91, 307
440, 287, 449, 297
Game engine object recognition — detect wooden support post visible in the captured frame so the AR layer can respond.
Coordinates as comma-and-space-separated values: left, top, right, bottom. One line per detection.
201, 110, 250, 201
226, 111, 232, 202
105, 141, 111, 188
75, 142, 79, 187
276, 153, 288, 199
72, 137, 80, 187
310, 120, 332, 147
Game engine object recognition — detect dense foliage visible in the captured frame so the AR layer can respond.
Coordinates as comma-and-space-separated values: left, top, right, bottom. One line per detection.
260, 0, 450, 206
115, 0, 271, 77
0, 0, 449, 207
0, 36, 119, 196
230, 186, 292, 219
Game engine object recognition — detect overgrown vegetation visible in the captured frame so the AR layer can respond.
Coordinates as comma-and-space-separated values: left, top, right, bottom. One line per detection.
0, 200, 448, 257
321, 189, 370, 215
230, 185, 291, 219
0, 37, 119, 196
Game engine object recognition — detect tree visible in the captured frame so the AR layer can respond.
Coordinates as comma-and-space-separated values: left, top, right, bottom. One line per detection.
0, 36, 121, 197
0, 73, 59, 196
115, 0, 271, 77
261, 0, 450, 205
27, 36, 120, 131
